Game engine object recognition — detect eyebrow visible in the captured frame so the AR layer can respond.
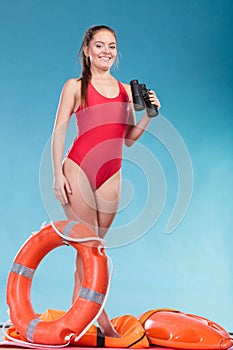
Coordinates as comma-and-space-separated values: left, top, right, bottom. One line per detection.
94, 41, 117, 45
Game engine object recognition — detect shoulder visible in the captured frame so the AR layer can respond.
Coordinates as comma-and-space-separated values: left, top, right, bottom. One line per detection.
62, 78, 81, 95
120, 82, 130, 94
119, 82, 132, 102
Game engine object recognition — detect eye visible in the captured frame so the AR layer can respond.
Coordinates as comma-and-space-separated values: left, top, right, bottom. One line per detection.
96, 43, 103, 48
110, 45, 116, 50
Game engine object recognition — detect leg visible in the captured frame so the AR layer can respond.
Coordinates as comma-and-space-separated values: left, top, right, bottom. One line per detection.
62, 158, 98, 233
63, 160, 121, 337
94, 170, 122, 337
62, 158, 98, 302
95, 170, 122, 238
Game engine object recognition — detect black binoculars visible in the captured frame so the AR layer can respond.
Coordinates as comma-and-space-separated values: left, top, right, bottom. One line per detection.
130, 80, 159, 118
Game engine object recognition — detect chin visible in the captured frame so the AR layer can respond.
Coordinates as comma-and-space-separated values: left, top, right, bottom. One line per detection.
100, 64, 113, 71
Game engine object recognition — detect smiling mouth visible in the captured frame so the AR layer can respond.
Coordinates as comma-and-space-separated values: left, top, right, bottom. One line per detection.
99, 56, 111, 61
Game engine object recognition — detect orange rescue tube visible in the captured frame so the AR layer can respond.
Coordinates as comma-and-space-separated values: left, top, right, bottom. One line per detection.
138, 309, 233, 349
6, 220, 109, 345
71, 314, 149, 348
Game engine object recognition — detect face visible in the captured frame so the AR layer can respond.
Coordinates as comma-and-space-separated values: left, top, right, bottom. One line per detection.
84, 30, 117, 71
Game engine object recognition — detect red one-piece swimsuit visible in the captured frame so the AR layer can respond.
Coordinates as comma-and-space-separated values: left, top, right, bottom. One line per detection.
67, 81, 130, 190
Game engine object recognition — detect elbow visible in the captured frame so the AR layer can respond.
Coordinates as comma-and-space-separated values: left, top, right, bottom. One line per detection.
124, 138, 135, 147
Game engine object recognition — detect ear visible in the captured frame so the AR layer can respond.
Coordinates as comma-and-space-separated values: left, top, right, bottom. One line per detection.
83, 45, 89, 57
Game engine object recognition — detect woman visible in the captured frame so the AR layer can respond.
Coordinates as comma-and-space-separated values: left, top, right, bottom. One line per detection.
52, 25, 160, 337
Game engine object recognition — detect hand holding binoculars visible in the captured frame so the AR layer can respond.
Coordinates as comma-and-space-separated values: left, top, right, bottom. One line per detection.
130, 80, 159, 118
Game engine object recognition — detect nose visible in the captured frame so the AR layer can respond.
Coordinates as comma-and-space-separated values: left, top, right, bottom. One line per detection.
103, 45, 110, 54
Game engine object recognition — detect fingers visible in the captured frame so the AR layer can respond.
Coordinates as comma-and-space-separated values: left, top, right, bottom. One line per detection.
65, 180, 72, 195
148, 90, 161, 109
54, 187, 68, 206
53, 176, 72, 206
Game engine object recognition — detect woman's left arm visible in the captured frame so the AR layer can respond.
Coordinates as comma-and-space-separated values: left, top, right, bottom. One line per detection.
123, 84, 161, 147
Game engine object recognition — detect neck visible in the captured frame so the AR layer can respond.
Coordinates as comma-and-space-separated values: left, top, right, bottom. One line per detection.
90, 66, 112, 80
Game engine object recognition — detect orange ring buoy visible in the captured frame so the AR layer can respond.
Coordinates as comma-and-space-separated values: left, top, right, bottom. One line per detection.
6, 220, 109, 345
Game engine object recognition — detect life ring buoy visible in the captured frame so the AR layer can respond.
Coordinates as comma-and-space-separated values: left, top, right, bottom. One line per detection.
6, 220, 109, 345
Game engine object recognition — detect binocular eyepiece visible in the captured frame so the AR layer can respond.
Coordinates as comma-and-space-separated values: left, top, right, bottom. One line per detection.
130, 80, 159, 118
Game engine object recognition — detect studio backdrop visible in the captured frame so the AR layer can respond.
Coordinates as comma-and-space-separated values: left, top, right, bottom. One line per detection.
0, 0, 232, 332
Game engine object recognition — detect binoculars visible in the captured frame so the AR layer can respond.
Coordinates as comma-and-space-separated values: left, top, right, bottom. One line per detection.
130, 80, 159, 118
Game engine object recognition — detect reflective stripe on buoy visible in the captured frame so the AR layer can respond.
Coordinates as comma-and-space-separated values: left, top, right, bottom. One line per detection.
62, 220, 78, 244
11, 262, 35, 279
26, 318, 42, 342
79, 287, 105, 305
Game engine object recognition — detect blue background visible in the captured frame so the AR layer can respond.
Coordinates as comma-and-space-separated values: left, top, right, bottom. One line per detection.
1, 0, 233, 331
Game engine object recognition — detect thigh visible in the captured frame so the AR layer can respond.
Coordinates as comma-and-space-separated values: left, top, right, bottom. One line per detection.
62, 158, 98, 233
95, 170, 122, 238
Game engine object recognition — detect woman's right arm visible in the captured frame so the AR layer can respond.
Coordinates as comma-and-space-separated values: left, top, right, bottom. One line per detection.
52, 79, 80, 205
